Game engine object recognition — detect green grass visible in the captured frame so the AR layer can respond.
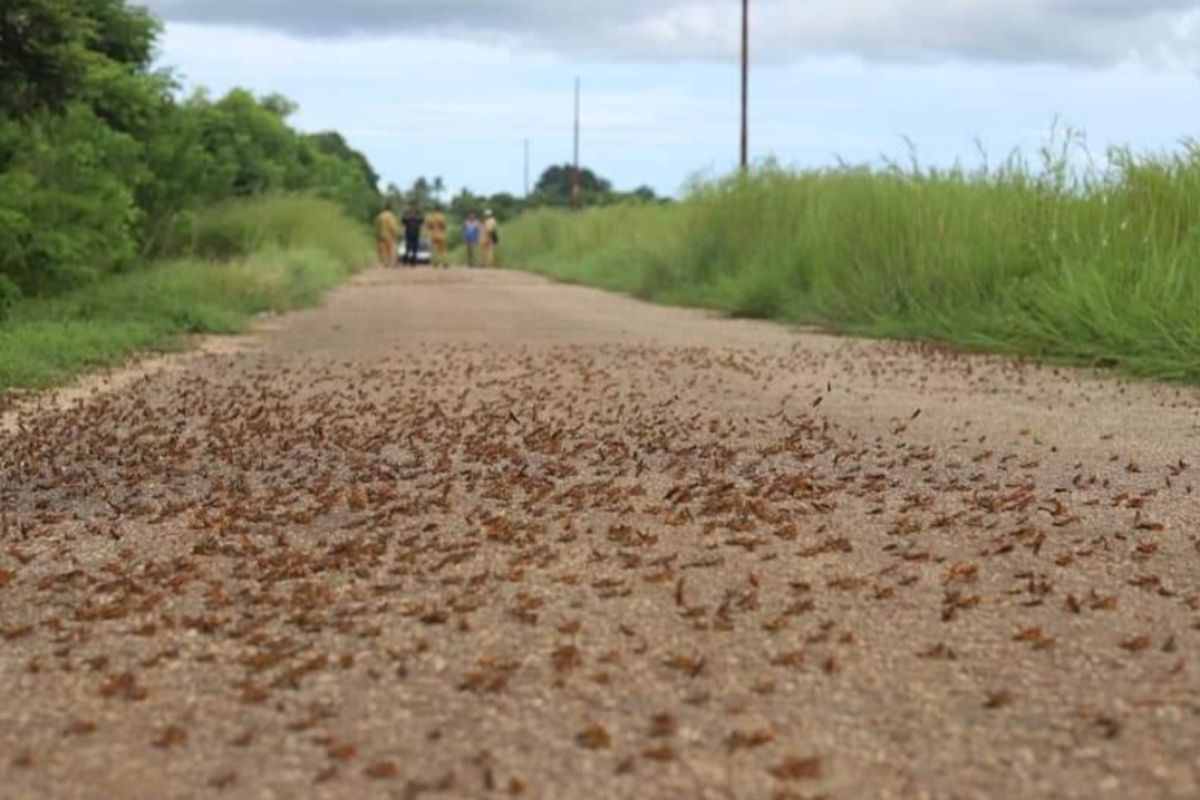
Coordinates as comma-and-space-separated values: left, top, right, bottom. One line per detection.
505, 140, 1200, 382
0, 196, 371, 391
161, 194, 371, 266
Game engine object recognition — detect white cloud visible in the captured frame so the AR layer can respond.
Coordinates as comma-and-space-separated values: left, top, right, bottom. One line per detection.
143, 0, 1200, 66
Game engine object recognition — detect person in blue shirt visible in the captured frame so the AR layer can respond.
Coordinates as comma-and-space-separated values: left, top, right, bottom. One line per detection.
462, 211, 483, 268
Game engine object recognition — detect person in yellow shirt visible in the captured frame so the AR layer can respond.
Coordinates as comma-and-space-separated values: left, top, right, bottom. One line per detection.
482, 210, 500, 268
426, 209, 449, 268
374, 205, 400, 268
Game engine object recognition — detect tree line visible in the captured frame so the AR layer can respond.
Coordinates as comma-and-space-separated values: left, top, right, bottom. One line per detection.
0, 0, 382, 311
388, 164, 669, 224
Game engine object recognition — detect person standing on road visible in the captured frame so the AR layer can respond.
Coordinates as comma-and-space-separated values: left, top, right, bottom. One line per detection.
426, 208, 449, 268
401, 202, 425, 267
374, 205, 400, 268
482, 209, 500, 268
462, 211, 482, 268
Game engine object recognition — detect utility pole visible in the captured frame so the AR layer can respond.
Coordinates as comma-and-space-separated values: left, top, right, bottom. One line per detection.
524, 138, 531, 198
740, 0, 750, 172
572, 76, 582, 210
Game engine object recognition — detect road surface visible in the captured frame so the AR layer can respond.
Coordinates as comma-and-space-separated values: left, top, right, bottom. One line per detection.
2, 268, 1199, 800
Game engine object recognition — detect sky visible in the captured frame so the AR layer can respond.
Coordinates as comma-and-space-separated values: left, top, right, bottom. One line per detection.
142, 1, 1200, 198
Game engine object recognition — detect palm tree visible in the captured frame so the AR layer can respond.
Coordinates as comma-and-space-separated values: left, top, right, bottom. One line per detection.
411, 176, 430, 205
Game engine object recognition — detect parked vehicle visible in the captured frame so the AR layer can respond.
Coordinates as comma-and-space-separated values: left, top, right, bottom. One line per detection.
396, 240, 433, 266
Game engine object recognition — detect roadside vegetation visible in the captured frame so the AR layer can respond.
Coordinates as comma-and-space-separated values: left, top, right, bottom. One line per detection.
0, 197, 369, 390
1, 0, 377, 391
506, 137, 1200, 382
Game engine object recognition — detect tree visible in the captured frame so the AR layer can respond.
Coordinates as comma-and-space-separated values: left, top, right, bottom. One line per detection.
0, 0, 92, 119
439, 166, 663, 230
260, 92, 297, 118
0, 0, 385, 308
631, 185, 658, 203
302, 131, 382, 221
80, 0, 159, 70
533, 164, 613, 207
0, 103, 142, 294
0, 0, 161, 296
487, 192, 522, 221
448, 188, 484, 219
0, 0, 161, 118
410, 176, 431, 205
306, 131, 379, 193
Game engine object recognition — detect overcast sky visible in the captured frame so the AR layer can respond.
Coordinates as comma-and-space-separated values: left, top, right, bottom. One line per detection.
143, 0, 1200, 197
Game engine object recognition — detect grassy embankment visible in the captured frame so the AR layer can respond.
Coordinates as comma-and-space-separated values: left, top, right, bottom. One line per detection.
0, 196, 370, 390
506, 141, 1200, 382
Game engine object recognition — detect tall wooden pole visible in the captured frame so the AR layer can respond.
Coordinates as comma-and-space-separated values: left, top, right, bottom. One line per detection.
572, 77, 582, 210
524, 137, 530, 198
740, 0, 750, 172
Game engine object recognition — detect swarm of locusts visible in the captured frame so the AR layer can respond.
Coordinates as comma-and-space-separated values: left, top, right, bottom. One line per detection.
1, 335, 1197, 799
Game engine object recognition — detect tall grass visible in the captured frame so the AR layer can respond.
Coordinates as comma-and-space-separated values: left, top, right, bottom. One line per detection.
0, 195, 371, 390
506, 139, 1200, 382
161, 195, 370, 265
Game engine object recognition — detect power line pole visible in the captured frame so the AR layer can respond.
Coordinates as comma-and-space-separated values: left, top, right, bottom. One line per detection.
572, 76, 582, 211
524, 138, 531, 198
740, 0, 750, 172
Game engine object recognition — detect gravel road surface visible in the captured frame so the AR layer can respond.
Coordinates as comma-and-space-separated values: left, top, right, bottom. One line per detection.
2, 268, 1198, 800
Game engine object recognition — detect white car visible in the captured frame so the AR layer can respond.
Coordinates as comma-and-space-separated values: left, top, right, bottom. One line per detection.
396, 240, 432, 266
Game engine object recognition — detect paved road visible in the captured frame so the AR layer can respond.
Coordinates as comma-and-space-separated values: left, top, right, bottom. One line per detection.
2, 268, 1199, 800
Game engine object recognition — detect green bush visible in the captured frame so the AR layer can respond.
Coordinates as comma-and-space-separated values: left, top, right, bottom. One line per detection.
0, 108, 142, 296
0, 274, 20, 322
0, 196, 369, 390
